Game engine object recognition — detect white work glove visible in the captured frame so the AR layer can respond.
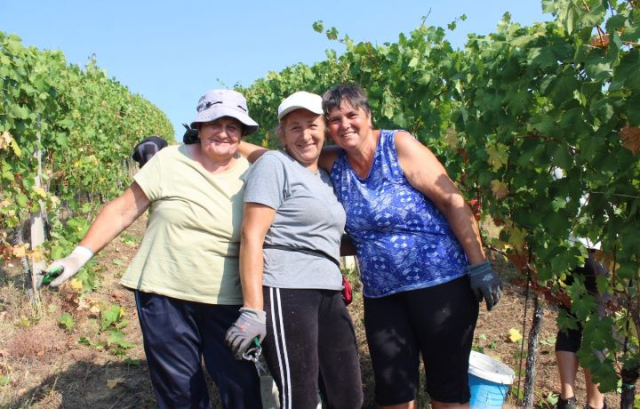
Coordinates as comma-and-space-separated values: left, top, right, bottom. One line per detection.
42, 246, 94, 287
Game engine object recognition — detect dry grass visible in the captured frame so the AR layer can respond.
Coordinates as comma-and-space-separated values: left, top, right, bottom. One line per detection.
0, 216, 633, 408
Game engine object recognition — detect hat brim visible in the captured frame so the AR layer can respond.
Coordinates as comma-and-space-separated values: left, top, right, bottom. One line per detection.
278, 105, 324, 122
191, 106, 259, 135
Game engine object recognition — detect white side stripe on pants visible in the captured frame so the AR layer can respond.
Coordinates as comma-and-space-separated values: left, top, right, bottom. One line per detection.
269, 287, 292, 409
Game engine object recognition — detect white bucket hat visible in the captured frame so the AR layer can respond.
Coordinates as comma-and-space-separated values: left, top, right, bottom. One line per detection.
277, 91, 323, 121
191, 89, 259, 135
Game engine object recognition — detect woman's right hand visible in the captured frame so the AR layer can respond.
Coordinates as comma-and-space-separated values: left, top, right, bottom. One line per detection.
41, 246, 94, 287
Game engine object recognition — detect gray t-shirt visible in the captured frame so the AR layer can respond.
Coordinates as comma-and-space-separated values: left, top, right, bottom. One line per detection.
243, 151, 345, 290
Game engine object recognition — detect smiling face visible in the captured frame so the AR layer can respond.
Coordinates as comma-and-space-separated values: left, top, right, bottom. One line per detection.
197, 116, 243, 162
326, 99, 373, 151
279, 109, 326, 170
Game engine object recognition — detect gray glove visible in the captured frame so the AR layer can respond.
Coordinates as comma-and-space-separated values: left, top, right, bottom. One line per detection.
225, 307, 267, 360
41, 246, 94, 287
468, 260, 502, 311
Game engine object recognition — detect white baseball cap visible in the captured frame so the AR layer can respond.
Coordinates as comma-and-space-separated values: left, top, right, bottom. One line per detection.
277, 91, 323, 121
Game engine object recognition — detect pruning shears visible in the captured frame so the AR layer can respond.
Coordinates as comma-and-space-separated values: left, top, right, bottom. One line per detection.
41, 265, 64, 285
242, 337, 269, 377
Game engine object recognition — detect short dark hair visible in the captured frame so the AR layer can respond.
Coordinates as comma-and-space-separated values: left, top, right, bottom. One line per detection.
322, 83, 371, 117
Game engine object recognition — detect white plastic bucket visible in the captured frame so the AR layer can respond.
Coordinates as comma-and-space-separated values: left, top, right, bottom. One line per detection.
468, 351, 515, 409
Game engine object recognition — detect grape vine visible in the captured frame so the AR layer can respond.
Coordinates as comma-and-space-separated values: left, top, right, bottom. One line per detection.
0, 32, 174, 264
1, 0, 638, 403
240, 0, 639, 399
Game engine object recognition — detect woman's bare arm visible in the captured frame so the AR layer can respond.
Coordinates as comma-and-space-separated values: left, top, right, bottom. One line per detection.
239, 203, 276, 310
238, 140, 269, 164
394, 132, 485, 264
318, 145, 341, 173
79, 182, 151, 254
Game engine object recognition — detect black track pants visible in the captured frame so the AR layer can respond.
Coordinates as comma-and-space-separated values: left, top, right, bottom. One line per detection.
262, 287, 363, 409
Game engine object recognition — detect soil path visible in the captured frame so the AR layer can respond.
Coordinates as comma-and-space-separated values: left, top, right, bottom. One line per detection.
0, 217, 625, 408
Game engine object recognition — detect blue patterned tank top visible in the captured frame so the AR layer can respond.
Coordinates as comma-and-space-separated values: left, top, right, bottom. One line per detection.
330, 130, 468, 297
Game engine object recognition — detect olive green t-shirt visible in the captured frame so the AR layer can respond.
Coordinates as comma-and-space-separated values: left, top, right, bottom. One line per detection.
120, 145, 249, 305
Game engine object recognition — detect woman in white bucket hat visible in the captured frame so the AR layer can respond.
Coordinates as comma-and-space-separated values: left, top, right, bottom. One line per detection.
43, 89, 263, 409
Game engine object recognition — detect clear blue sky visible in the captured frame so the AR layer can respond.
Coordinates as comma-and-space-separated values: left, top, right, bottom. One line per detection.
1, 0, 550, 141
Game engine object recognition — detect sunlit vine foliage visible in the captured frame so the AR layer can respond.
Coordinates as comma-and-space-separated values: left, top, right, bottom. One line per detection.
0, 32, 174, 262
240, 0, 640, 393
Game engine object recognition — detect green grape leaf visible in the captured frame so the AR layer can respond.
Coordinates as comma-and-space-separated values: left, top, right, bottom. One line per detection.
487, 144, 509, 171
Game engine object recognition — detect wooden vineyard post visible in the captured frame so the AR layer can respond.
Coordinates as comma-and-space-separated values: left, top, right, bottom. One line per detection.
27, 114, 45, 303
523, 295, 544, 408
620, 358, 639, 408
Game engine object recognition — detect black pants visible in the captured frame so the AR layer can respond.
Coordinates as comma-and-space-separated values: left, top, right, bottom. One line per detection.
363, 276, 479, 405
262, 287, 363, 409
135, 291, 262, 409
555, 254, 607, 353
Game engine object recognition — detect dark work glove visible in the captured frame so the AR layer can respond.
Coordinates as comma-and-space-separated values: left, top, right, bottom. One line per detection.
467, 260, 502, 311
225, 307, 267, 360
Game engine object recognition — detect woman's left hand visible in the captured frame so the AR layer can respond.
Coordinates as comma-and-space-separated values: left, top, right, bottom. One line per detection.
467, 260, 502, 311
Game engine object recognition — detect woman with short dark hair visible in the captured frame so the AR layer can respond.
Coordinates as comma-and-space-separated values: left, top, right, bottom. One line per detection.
319, 83, 501, 409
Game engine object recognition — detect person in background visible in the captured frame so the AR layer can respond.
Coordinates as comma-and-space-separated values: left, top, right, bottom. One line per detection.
42, 89, 263, 409
131, 135, 168, 168
319, 83, 501, 409
555, 246, 608, 409
226, 91, 363, 409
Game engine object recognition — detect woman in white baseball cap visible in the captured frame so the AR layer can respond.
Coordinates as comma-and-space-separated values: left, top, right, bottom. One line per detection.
226, 91, 363, 409
43, 89, 263, 408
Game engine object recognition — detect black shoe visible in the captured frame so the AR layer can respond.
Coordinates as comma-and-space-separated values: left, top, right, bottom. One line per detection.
557, 396, 578, 409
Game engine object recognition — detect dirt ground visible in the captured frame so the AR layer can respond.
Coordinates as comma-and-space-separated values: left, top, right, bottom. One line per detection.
0, 216, 629, 408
